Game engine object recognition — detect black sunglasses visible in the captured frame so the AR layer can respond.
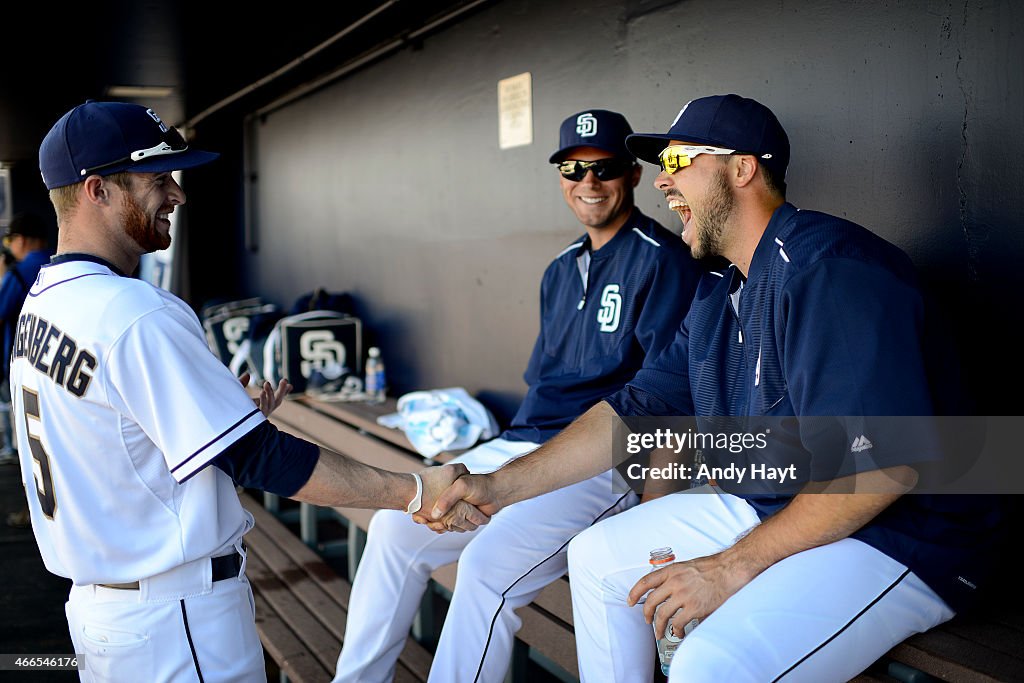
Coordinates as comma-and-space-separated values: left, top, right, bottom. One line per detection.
556, 157, 634, 182
79, 126, 189, 178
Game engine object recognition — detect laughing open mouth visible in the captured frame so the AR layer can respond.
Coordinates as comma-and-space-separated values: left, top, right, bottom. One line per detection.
668, 197, 691, 225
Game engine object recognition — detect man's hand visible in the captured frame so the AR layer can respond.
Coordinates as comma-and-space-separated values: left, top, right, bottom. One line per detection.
413, 500, 489, 533
627, 552, 756, 639
430, 472, 505, 522
625, 467, 915, 639
415, 465, 490, 532
240, 373, 292, 417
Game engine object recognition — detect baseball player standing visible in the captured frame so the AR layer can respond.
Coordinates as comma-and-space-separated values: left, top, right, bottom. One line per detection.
433, 95, 1007, 681
12, 101, 476, 683
334, 109, 701, 682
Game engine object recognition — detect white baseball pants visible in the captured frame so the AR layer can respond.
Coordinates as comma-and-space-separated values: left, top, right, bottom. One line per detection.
334, 437, 637, 683
65, 547, 264, 682
567, 486, 955, 683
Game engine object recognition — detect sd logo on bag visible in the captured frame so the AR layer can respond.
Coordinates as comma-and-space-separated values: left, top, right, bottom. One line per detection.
266, 311, 363, 394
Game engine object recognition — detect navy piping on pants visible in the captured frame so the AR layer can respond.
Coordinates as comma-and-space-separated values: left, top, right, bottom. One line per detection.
770, 568, 912, 682
472, 490, 635, 683
180, 600, 206, 683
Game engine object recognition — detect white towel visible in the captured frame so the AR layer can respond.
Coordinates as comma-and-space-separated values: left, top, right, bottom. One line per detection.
377, 388, 499, 457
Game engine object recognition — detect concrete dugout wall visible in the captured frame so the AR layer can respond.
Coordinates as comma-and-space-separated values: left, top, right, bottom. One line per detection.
239, 0, 1024, 420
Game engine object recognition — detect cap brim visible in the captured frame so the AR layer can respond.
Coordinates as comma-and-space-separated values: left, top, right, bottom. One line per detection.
548, 147, 572, 164
626, 132, 733, 165
548, 144, 634, 164
625, 133, 680, 165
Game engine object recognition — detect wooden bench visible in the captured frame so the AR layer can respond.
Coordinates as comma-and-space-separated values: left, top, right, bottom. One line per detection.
240, 494, 434, 682
870, 606, 1024, 682
249, 394, 1022, 683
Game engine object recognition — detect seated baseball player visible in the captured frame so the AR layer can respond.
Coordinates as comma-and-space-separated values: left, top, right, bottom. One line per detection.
333, 109, 701, 682
13, 101, 474, 683
431, 95, 1007, 682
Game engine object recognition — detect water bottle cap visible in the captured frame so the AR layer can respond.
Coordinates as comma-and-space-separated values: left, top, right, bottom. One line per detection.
368, 347, 380, 357
649, 547, 675, 565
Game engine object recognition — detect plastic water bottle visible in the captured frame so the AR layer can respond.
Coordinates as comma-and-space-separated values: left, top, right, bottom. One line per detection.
365, 347, 387, 403
648, 547, 699, 676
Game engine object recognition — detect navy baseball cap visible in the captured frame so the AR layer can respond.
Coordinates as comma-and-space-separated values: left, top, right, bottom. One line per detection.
626, 94, 789, 178
549, 109, 634, 163
39, 101, 219, 190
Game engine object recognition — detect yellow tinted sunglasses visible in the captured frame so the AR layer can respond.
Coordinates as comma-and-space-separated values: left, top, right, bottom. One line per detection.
658, 145, 736, 174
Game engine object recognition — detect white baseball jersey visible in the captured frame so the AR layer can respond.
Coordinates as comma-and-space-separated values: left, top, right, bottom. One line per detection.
10, 258, 265, 586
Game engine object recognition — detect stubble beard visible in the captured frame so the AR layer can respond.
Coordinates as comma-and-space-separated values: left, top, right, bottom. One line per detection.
690, 166, 734, 260
122, 191, 170, 253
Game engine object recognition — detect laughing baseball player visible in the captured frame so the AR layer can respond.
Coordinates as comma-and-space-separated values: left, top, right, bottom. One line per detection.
433, 95, 1007, 681
11, 101, 475, 683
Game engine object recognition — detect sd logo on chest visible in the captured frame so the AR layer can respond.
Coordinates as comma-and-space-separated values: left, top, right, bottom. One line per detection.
597, 284, 622, 333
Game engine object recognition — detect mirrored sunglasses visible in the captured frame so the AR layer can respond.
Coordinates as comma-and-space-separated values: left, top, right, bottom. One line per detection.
658, 145, 736, 174
556, 157, 634, 182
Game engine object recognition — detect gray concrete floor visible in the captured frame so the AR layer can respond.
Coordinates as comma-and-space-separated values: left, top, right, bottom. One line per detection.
0, 461, 77, 682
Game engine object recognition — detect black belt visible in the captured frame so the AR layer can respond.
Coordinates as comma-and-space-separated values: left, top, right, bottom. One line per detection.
98, 550, 244, 590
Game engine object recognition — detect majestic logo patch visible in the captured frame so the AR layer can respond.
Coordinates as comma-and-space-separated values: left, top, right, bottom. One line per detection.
851, 435, 874, 453
576, 113, 598, 137
299, 330, 347, 378
597, 284, 622, 333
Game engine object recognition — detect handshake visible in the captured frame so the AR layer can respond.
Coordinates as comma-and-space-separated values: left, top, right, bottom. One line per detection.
244, 375, 509, 530
412, 464, 501, 533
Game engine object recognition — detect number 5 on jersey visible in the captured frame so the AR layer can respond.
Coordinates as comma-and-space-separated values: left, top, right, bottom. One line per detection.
21, 387, 57, 519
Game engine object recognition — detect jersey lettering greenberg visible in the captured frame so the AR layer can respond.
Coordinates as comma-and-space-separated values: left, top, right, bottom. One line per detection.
10, 260, 265, 586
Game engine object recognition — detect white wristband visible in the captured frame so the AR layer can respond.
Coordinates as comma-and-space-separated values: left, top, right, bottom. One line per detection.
405, 473, 423, 515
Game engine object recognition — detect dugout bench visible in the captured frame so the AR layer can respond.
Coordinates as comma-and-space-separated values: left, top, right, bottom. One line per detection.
245, 394, 1023, 683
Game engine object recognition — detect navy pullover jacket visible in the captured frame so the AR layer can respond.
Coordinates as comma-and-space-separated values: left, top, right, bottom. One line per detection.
608, 203, 1005, 612
503, 208, 700, 444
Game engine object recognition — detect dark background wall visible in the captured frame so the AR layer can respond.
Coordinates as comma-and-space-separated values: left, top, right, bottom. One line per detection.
228, 0, 1023, 421
2, 1, 1015, 422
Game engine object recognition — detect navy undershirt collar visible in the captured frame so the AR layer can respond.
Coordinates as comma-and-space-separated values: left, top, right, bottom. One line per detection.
50, 252, 128, 277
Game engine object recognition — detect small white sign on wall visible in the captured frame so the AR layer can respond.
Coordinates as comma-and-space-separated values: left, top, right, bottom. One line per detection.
0, 166, 10, 232
498, 72, 533, 149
